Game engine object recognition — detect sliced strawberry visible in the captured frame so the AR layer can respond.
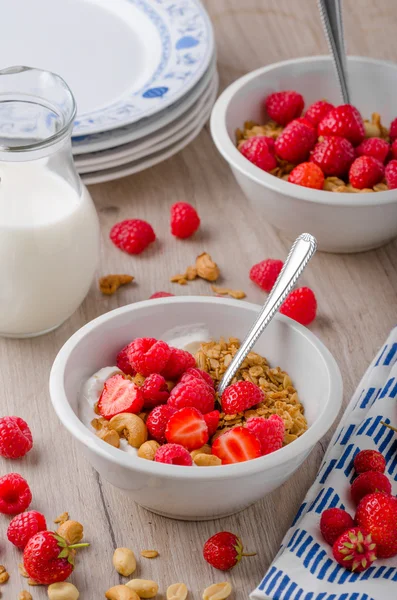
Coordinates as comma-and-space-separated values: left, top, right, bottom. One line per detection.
97, 374, 144, 420
212, 427, 261, 464
204, 410, 220, 438
165, 407, 209, 451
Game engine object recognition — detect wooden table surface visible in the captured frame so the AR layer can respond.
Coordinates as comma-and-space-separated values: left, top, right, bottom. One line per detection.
2, 0, 397, 598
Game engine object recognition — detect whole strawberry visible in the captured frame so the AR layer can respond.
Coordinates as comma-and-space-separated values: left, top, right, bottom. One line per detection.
265, 90, 304, 126
354, 449, 386, 474
275, 118, 317, 164
7, 510, 47, 549
288, 162, 324, 190
0, 416, 33, 459
355, 137, 390, 164
239, 136, 277, 172
351, 471, 391, 505
203, 531, 255, 570
320, 507, 355, 546
318, 104, 365, 145
250, 258, 283, 292
332, 527, 377, 572
356, 492, 397, 558
349, 156, 384, 190
23, 531, 89, 585
310, 136, 355, 176
280, 287, 317, 325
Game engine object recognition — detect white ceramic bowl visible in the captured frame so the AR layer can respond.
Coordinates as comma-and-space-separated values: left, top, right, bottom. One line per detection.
50, 297, 342, 520
211, 56, 397, 253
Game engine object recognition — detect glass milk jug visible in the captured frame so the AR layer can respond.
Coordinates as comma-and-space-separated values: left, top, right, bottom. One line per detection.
0, 66, 99, 337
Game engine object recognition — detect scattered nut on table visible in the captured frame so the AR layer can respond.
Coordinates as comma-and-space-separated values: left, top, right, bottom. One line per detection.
19, 591, 32, 600
48, 582, 80, 600
99, 274, 134, 295
0, 565, 9, 584
167, 582, 188, 600
113, 548, 137, 577
105, 584, 140, 600
126, 579, 159, 598
54, 512, 69, 524
202, 582, 232, 600
140, 550, 158, 559
57, 520, 84, 545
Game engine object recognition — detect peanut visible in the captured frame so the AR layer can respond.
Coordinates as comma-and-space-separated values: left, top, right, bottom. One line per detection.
0, 567, 9, 584
19, 592, 32, 600
113, 548, 137, 577
57, 520, 84, 545
105, 585, 140, 600
193, 453, 222, 466
126, 579, 159, 598
138, 440, 160, 461
109, 413, 147, 448
167, 583, 188, 600
48, 582, 79, 600
202, 582, 232, 600
140, 550, 158, 558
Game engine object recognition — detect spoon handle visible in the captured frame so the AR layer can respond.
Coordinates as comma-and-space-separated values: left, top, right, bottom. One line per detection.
317, 0, 350, 104
217, 233, 317, 397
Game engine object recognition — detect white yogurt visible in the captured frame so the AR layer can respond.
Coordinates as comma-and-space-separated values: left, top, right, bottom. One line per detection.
0, 162, 99, 336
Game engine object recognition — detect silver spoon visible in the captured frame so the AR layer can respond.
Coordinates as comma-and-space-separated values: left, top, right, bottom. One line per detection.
317, 0, 351, 104
217, 233, 317, 397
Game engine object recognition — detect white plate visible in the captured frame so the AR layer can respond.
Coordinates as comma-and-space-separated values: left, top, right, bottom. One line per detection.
75, 72, 218, 170
0, 0, 214, 136
81, 90, 215, 184
72, 55, 216, 154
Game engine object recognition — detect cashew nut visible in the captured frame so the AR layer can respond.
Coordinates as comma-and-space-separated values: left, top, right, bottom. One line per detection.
57, 520, 84, 545
202, 582, 232, 600
48, 582, 80, 600
96, 427, 120, 448
138, 440, 160, 460
167, 583, 188, 600
105, 585, 140, 600
109, 413, 148, 448
126, 579, 159, 598
193, 454, 222, 467
113, 547, 137, 577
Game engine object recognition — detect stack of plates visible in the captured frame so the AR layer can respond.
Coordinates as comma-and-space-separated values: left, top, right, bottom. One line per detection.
1, 0, 217, 184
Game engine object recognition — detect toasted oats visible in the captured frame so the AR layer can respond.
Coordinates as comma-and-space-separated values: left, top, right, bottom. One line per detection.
196, 338, 307, 443
211, 285, 246, 299
54, 512, 69, 524
133, 373, 145, 387
99, 274, 134, 295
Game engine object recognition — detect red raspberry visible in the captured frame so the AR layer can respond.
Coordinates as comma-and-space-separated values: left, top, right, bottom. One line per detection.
280, 287, 317, 326
0, 473, 32, 515
154, 443, 193, 466
355, 137, 389, 163
127, 337, 171, 377
168, 378, 215, 414
110, 219, 155, 254
288, 162, 324, 190
245, 415, 284, 456
141, 374, 169, 409
310, 136, 355, 176
265, 90, 304, 125
203, 410, 220, 437
212, 427, 261, 464
23, 530, 88, 584
149, 292, 174, 299
221, 381, 264, 415
165, 407, 209, 450
161, 348, 196, 380
116, 343, 135, 376
203, 532, 252, 571
183, 367, 214, 389
385, 159, 397, 189
304, 100, 334, 127
146, 405, 176, 443
275, 118, 317, 164
355, 493, 397, 558
391, 139, 397, 160
354, 449, 386, 474
0, 416, 33, 459
351, 471, 391, 505
97, 374, 144, 420
390, 117, 397, 141
332, 527, 377, 572
170, 202, 200, 239
7, 510, 47, 549
349, 156, 384, 189
239, 136, 277, 172
249, 259, 283, 292
318, 104, 365, 145
320, 507, 355, 546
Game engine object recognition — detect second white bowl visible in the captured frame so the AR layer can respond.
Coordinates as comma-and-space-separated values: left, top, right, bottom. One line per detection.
211, 56, 397, 253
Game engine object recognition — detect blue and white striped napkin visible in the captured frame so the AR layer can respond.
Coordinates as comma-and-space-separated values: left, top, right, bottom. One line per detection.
251, 327, 397, 600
